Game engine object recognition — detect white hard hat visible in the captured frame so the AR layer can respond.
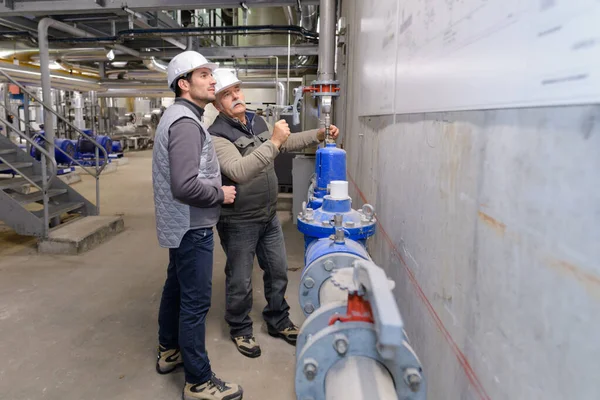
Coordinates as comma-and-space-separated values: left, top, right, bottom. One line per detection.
167, 51, 218, 92
214, 68, 242, 96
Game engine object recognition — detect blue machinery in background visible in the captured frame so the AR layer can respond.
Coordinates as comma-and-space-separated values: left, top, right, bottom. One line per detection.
27, 130, 121, 168
294, 142, 426, 400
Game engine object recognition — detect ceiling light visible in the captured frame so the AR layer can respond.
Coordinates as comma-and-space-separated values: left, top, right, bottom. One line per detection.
106, 49, 115, 61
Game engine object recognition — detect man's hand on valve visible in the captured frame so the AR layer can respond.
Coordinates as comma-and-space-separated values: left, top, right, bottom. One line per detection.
317, 125, 339, 141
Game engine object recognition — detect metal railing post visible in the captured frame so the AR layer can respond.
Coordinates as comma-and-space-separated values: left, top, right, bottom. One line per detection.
40, 153, 49, 237
95, 145, 100, 214
23, 92, 31, 154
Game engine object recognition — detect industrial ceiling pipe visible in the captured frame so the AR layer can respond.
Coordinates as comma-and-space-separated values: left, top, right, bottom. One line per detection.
122, 6, 187, 50
318, 0, 336, 82
143, 57, 168, 73
38, 17, 140, 152
97, 89, 173, 98
98, 80, 286, 106
47, 25, 318, 44
242, 80, 286, 106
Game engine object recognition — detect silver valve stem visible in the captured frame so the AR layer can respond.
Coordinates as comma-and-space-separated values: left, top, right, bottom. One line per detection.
333, 214, 345, 244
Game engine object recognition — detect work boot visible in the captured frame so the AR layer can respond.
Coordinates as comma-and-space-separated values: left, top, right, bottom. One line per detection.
232, 335, 261, 358
183, 373, 243, 400
267, 321, 299, 346
156, 345, 183, 374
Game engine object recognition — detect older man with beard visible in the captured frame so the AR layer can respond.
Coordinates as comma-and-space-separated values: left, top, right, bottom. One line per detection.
207, 69, 339, 358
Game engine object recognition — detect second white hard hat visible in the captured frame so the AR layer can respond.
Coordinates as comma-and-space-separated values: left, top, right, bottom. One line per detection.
167, 51, 218, 92
213, 68, 242, 95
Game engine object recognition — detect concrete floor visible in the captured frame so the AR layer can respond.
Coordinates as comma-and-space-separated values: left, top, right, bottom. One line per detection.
0, 151, 306, 400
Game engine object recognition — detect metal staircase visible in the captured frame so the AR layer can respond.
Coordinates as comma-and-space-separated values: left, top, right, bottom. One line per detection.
0, 70, 108, 238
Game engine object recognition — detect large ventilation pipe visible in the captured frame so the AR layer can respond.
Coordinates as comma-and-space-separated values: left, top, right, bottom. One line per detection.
284, 4, 318, 32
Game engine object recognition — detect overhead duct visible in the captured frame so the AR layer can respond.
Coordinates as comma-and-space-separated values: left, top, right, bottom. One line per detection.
143, 57, 168, 73
285, 4, 319, 32
3, 47, 110, 63
98, 78, 286, 105
55, 60, 100, 77
300, 5, 319, 31
98, 88, 173, 98
106, 69, 165, 80
242, 80, 286, 106
0, 62, 102, 92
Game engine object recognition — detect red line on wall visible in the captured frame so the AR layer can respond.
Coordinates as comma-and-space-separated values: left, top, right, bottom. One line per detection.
346, 172, 492, 400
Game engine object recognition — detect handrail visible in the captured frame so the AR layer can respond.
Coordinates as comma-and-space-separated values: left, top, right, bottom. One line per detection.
0, 115, 57, 188
0, 101, 105, 179
30, 132, 103, 178
0, 69, 109, 172
0, 114, 57, 237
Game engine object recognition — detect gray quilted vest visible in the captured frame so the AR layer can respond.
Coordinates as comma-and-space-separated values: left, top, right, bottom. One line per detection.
209, 112, 278, 223
152, 103, 221, 248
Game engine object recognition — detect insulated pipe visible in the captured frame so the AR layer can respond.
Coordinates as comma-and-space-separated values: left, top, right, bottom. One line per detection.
325, 357, 397, 400
106, 70, 165, 80
38, 17, 140, 151
318, 0, 336, 82
241, 80, 286, 106
143, 57, 168, 73
97, 89, 174, 98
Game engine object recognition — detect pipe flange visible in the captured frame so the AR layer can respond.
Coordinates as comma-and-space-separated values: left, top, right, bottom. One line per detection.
296, 301, 347, 355
329, 267, 358, 293
295, 322, 427, 400
299, 253, 366, 316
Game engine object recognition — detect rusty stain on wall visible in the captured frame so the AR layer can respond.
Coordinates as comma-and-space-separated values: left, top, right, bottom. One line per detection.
548, 259, 600, 299
478, 211, 507, 236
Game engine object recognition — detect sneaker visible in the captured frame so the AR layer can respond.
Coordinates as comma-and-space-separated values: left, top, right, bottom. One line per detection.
156, 345, 183, 374
267, 322, 299, 346
183, 373, 243, 400
232, 335, 261, 358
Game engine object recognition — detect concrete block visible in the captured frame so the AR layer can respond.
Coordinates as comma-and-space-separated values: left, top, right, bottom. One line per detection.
59, 172, 82, 185
38, 215, 124, 255
115, 157, 129, 166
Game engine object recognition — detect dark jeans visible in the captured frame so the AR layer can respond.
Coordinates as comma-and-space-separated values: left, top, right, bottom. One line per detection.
217, 214, 291, 338
158, 228, 213, 384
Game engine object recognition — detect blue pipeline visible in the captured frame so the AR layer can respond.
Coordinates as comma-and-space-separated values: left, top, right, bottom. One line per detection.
298, 194, 376, 249
304, 237, 370, 271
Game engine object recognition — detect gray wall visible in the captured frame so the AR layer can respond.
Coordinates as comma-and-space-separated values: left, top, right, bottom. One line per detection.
338, 1, 600, 399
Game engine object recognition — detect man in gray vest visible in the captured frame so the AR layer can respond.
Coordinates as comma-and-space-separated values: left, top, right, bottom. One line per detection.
152, 51, 242, 400
208, 69, 339, 358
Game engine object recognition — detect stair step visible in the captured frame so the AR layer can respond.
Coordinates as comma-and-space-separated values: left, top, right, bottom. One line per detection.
0, 148, 17, 156
38, 216, 125, 255
0, 161, 33, 171
0, 176, 42, 190
31, 202, 85, 220
10, 189, 68, 204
